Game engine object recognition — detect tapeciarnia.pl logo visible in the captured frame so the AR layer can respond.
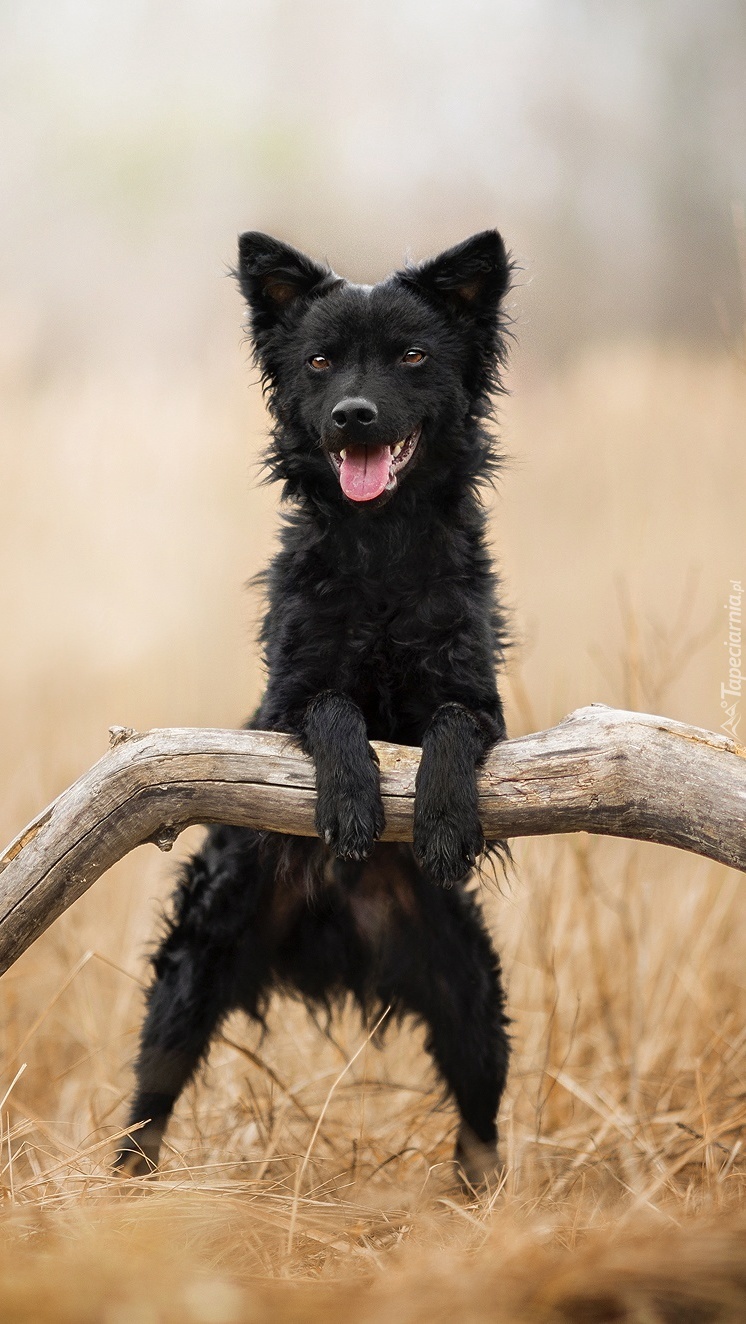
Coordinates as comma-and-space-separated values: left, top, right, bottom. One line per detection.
721, 578, 743, 741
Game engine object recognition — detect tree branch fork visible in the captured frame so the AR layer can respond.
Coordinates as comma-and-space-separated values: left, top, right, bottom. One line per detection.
0, 704, 744, 976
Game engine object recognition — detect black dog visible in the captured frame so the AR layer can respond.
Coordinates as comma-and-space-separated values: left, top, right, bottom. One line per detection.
117, 229, 513, 1187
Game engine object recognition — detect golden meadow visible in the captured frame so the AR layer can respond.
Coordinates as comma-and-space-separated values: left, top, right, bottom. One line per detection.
0, 334, 744, 1318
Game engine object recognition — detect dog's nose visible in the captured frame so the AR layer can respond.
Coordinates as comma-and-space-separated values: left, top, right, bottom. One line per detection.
331, 397, 379, 430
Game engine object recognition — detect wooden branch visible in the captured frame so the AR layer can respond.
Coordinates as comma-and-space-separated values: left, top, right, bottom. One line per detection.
0, 705, 744, 977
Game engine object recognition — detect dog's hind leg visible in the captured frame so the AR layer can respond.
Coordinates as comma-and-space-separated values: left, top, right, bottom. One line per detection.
355, 848, 510, 1191
116, 826, 271, 1176
409, 889, 510, 1191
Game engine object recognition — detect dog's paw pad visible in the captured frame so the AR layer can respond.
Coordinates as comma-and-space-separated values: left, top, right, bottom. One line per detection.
454, 1125, 502, 1193
114, 1146, 157, 1179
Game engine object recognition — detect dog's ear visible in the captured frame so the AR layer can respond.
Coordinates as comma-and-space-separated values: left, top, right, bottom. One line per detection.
400, 230, 511, 319
236, 232, 338, 324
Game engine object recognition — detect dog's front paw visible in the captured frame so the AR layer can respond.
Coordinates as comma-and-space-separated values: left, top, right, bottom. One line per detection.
413, 798, 484, 884
315, 767, 385, 860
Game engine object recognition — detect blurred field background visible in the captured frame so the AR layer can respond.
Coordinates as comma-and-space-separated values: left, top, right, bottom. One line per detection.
1, 2, 746, 1320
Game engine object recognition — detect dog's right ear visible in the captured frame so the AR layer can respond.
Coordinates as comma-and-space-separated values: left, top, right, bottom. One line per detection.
399, 231, 511, 321
236, 232, 339, 327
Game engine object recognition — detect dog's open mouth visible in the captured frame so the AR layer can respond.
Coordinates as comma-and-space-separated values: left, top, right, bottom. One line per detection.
327, 425, 422, 503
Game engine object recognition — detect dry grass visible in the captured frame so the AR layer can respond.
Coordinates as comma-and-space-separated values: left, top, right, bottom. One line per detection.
0, 341, 745, 1320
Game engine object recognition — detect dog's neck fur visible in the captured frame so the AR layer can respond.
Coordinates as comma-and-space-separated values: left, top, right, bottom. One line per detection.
277, 464, 492, 587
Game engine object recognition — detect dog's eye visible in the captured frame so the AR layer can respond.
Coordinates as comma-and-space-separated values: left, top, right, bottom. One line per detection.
307, 355, 332, 372
401, 348, 427, 366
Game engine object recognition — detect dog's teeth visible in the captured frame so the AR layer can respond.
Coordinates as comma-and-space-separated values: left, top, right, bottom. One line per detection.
340, 448, 347, 460
393, 442, 403, 457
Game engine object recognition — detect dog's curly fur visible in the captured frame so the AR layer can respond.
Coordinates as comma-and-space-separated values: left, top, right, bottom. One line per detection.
117, 230, 514, 1187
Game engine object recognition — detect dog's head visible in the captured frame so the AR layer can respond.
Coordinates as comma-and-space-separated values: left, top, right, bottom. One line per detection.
236, 230, 512, 510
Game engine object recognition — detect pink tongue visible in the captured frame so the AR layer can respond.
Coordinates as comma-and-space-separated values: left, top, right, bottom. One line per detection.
339, 444, 392, 502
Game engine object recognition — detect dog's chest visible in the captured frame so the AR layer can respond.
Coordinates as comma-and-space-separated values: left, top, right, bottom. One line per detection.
325, 563, 436, 656
275, 528, 487, 737
314, 570, 454, 732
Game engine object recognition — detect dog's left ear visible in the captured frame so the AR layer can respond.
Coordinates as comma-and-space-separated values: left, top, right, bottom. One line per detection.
400, 230, 511, 319
236, 232, 339, 325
